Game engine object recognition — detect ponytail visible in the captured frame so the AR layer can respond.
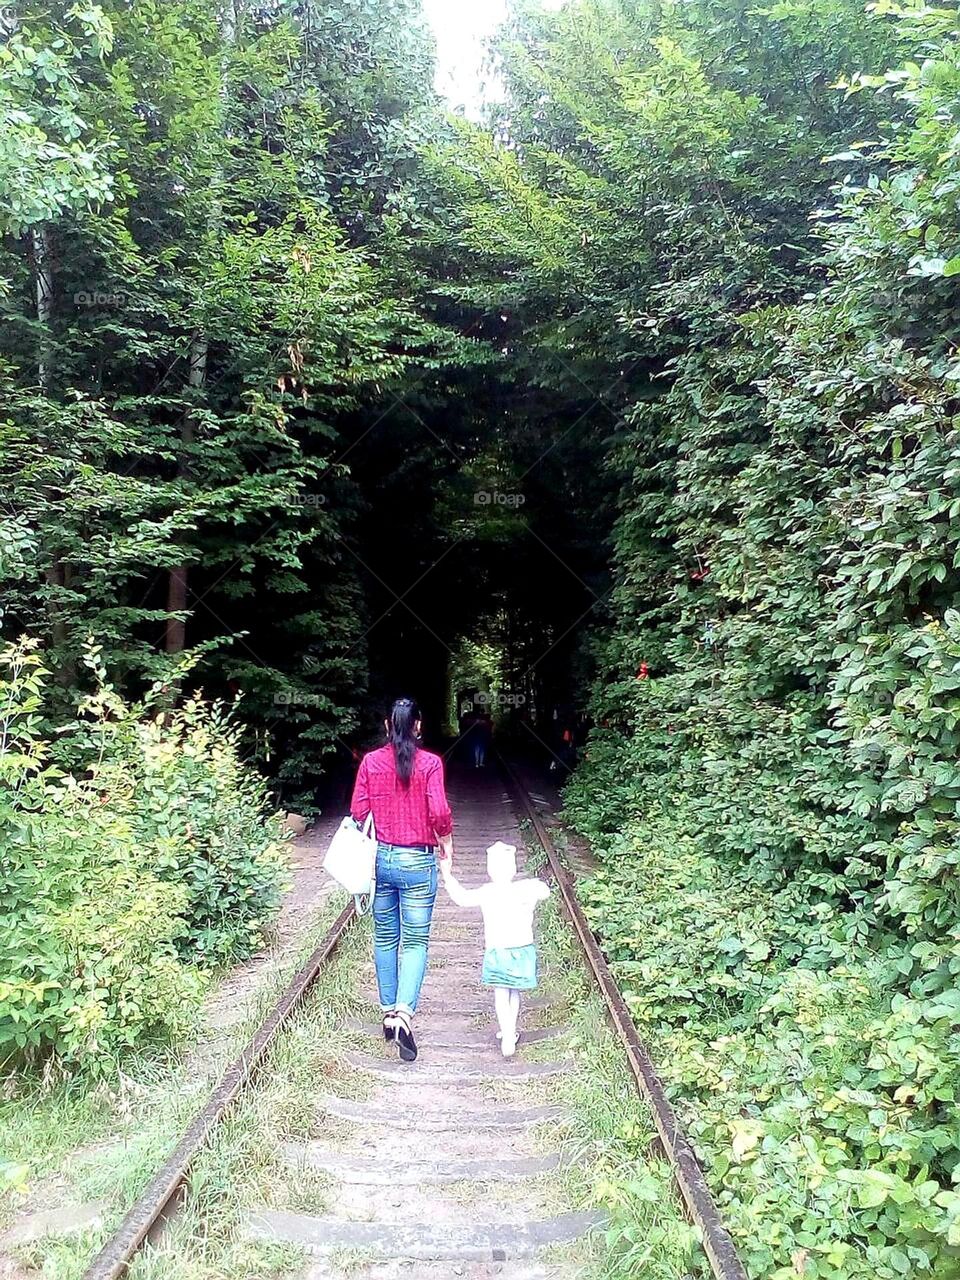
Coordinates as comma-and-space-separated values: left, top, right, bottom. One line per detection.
388, 697, 420, 786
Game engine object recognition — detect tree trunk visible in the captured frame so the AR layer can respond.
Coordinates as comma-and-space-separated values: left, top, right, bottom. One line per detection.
164, 331, 207, 655
33, 225, 54, 391
33, 224, 76, 686
163, 1, 235, 658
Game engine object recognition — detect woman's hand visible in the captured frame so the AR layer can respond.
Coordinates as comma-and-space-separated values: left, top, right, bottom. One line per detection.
437, 833, 453, 865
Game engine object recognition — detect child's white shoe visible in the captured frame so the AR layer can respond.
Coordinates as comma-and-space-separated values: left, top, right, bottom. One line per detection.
501, 1032, 517, 1058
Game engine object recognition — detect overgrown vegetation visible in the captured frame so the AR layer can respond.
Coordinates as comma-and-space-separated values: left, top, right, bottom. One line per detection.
1, 639, 286, 1066
6, 0, 960, 1272
0, 0, 461, 800
0, 891, 349, 1278
494, 1, 960, 1275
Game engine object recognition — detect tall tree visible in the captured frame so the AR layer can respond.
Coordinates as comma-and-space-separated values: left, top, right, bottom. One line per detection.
0, 0, 447, 799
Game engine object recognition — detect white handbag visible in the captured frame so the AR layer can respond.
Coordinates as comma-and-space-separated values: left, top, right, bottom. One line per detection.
323, 813, 377, 911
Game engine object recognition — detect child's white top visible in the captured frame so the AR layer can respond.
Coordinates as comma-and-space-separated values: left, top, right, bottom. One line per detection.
442, 873, 549, 949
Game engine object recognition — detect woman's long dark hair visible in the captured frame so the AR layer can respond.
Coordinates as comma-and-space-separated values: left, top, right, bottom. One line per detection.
388, 697, 420, 786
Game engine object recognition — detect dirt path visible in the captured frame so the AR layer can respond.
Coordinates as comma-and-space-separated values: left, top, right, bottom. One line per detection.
202, 810, 344, 1036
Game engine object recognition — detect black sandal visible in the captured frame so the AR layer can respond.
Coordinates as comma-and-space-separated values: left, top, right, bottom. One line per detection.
382, 1012, 397, 1042
394, 1011, 417, 1062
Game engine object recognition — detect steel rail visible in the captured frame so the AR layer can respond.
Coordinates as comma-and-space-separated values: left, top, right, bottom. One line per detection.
83, 901, 357, 1280
501, 757, 748, 1280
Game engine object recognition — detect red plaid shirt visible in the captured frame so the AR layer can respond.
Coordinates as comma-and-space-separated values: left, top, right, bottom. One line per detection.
350, 745, 453, 846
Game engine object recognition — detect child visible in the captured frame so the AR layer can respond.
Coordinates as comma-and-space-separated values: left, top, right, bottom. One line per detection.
440, 841, 549, 1056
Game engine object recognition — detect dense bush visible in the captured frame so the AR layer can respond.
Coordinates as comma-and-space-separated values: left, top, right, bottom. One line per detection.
0, 640, 287, 1067
556, 4, 960, 1275
569, 735, 960, 1277
79, 687, 290, 966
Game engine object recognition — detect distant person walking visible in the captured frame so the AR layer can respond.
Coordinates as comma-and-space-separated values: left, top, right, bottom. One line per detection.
457, 704, 476, 765
471, 706, 493, 768
350, 698, 454, 1062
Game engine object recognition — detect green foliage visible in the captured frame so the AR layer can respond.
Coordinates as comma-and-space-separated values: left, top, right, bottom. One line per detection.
0, 3, 115, 236
571, 778, 960, 1276
75, 668, 290, 965
0, 0, 451, 796
514, 0, 960, 1274
4, 0, 960, 1264
0, 639, 286, 1067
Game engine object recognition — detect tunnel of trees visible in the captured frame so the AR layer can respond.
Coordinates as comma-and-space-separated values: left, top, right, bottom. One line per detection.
4, 0, 960, 1274
1, 0, 628, 799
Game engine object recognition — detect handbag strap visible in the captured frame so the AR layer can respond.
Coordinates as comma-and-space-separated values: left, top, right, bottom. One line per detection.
356, 812, 376, 917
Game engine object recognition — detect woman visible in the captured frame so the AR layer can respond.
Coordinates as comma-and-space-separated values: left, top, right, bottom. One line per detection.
350, 698, 454, 1062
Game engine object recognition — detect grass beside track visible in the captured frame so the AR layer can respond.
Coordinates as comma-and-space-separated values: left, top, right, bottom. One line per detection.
124, 917, 370, 1280
538, 896, 707, 1278
0, 894, 348, 1280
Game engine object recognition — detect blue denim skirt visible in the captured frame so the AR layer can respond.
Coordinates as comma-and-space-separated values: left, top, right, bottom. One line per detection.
482, 944, 538, 990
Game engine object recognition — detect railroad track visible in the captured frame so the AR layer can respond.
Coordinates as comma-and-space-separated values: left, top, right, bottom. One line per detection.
83, 760, 747, 1280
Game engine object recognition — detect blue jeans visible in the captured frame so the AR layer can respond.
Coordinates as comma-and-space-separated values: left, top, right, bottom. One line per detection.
373, 844, 438, 1016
